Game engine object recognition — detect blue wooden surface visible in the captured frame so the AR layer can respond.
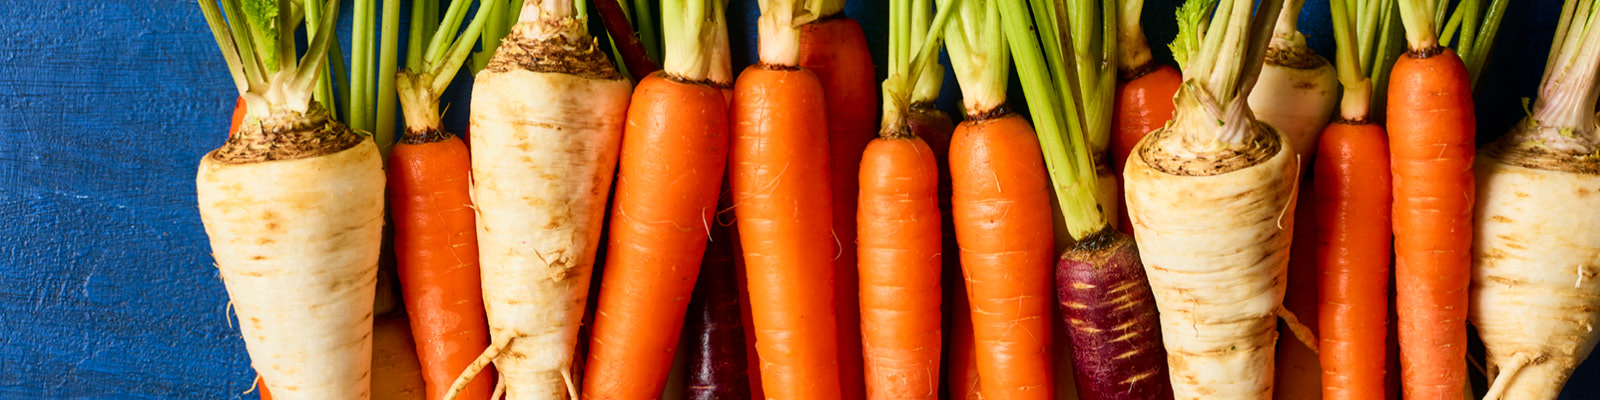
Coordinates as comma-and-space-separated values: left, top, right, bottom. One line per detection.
1, 0, 1594, 398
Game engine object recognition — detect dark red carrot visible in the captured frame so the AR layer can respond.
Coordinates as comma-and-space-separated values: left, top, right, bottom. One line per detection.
1056, 230, 1171, 400
686, 199, 752, 400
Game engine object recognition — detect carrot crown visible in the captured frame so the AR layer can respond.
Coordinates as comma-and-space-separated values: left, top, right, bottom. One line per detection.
882, 0, 955, 136
663, 0, 732, 83
1329, 0, 1402, 121
1515, 0, 1600, 153
1396, 0, 1508, 86
1116, 0, 1156, 75
757, 0, 819, 66
396, 0, 504, 134
198, 0, 342, 122
941, 0, 1009, 116
998, 0, 1117, 239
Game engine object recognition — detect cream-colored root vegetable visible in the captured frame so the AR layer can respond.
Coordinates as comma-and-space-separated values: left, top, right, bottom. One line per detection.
1472, 5, 1600, 397
193, 1, 384, 398
1124, 0, 1305, 398
1248, 0, 1337, 165
441, 1, 631, 400
199, 107, 385, 400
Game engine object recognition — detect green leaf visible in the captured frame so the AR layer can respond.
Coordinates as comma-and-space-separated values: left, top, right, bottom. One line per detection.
242, 0, 281, 73
1169, 0, 1217, 68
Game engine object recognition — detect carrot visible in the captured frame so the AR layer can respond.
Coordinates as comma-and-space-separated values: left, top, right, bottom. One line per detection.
686, 201, 752, 400
386, 2, 503, 398
1471, 1, 1600, 397
583, 1, 734, 394
798, 6, 876, 397
443, 1, 632, 398
855, 3, 953, 398
1314, 121, 1392, 400
1275, 180, 1323, 400
1314, 2, 1400, 398
1389, 0, 1505, 395
730, 3, 843, 398
1108, 0, 1182, 236
941, 1, 1056, 397
373, 313, 429, 400
731, 229, 765, 399
388, 129, 494, 400
195, 1, 386, 398
1388, 44, 1473, 400
946, 278, 981, 400
228, 96, 246, 138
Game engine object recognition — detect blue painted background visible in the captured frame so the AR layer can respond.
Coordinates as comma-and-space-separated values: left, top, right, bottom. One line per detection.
1, 0, 1593, 398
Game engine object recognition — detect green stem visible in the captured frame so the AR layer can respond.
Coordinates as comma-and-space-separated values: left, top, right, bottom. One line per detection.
1000, 0, 1105, 239
198, 0, 248, 94
426, 0, 475, 69
634, 0, 661, 61
220, 0, 267, 89
1465, 0, 1509, 86
305, 0, 336, 111
1396, 0, 1438, 50
430, 0, 498, 92
350, 0, 374, 132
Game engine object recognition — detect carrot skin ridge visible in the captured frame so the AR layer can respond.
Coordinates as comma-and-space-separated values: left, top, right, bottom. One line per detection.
583, 73, 732, 399
388, 133, 496, 400
907, 107, 959, 399
731, 64, 844, 399
799, 18, 878, 400
949, 114, 1057, 400
858, 136, 945, 399
1314, 122, 1393, 400
732, 224, 765, 400
1056, 230, 1172, 400
1108, 65, 1182, 236
1385, 48, 1474, 400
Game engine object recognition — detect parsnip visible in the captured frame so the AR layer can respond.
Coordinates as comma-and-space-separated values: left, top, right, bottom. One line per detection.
1248, 0, 1337, 164
1123, 0, 1302, 398
193, 1, 385, 398
1470, 2, 1600, 398
443, 1, 631, 399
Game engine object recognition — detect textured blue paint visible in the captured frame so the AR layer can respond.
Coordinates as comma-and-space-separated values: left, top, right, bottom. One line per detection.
0, 0, 1593, 398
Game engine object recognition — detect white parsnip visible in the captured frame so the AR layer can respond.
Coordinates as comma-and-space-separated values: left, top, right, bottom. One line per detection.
1248, 0, 1337, 163
1471, 1, 1600, 399
443, 1, 631, 399
1124, 0, 1301, 398
198, 123, 385, 400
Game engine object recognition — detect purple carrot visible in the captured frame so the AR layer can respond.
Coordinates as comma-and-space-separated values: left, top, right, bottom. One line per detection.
1057, 228, 1172, 400
685, 215, 751, 400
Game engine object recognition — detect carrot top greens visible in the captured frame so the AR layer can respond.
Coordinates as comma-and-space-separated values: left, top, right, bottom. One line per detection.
998, 0, 1117, 239
199, 0, 341, 122
882, 0, 956, 136
1330, 0, 1402, 121
663, 0, 732, 83
940, 0, 1009, 115
397, 0, 501, 134
1396, 0, 1508, 86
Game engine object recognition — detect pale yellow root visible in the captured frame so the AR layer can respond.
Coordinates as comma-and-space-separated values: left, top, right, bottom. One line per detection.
1247, 36, 1337, 166
1123, 127, 1298, 400
1471, 154, 1600, 400
467, 22, 632, 400
197, 138, 386, 400
443, 337, 512, 400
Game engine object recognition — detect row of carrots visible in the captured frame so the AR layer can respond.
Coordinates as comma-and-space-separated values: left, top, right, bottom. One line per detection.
193, 0, 1600, 399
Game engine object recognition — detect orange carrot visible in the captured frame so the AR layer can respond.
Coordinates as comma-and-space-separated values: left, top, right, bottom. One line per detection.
257, 377, 271, 400
373, 313, 429, 400
946, 278, 980, 400
732, 227, 764, 399
1108, 65, 1180, 235
228, 96, 246, 138
950, 113, 1057, 400
731, 62, 842, 399
1315, 121, 1392, 400
388, 129, 494, 400
799, 16, 877, 399
583, 72, 732, 398
1386, 47, 1474, 400
858, 132, 943, 399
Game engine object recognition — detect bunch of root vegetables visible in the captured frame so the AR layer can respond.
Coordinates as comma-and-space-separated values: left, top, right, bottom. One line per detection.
193, 0, 1600, 399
